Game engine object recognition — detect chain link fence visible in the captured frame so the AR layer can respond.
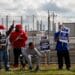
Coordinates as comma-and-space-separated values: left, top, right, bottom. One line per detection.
0, 13, 75, 64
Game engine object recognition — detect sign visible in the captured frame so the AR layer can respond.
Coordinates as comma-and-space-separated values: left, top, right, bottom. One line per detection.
40, 38, 50, 51
59, 27, 70, 43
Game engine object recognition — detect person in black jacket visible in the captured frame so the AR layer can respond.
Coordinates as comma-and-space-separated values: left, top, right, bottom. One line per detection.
54, 25, 71, 70
0, 21, 14, 71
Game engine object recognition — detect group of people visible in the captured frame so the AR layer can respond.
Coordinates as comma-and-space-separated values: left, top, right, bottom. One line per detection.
0, 23, 43, 71
0, 22, 71, 72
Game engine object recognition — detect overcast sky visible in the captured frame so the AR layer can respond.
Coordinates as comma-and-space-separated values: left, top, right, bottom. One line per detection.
0, 0, 75, 31
0, 0, 75, 16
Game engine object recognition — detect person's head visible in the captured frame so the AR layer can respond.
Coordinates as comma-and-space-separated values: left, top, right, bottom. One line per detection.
29, 42, 35, 49
41, 36, 47, 40
15, 24, 22, 32
58, 24, 64, 31
58, 22, 63, 31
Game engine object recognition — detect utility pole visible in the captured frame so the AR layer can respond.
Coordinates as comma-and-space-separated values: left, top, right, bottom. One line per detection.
21, 16, 23, 25
48, 10, 50, 36
28, 24, 29, 31
40, 20, 43, 31
33, 15, 35, 31
25, 25, 27, 31
52, 12, 57, 33
1, 18, 4, 25
36, 20, 40, 31
32, 15, 35, 42
6, 15, 8, 30
43, 24, 45, 31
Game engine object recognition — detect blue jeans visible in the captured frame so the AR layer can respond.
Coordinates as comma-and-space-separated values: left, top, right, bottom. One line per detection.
0, 49, 9, 70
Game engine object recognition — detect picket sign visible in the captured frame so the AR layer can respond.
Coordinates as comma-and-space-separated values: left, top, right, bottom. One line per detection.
59, 27, 70, 43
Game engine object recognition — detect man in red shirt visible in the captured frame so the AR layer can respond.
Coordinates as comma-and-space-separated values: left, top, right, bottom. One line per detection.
9, 24, 28, 69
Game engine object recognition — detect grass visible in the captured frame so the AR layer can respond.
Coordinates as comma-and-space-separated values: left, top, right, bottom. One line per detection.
0, 64, 75, 75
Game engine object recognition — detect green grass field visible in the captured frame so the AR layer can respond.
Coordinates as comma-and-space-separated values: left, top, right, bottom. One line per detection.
0, 64, 75, 75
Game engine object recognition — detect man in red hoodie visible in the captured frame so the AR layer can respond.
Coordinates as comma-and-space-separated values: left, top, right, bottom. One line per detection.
9, 24, 28, 69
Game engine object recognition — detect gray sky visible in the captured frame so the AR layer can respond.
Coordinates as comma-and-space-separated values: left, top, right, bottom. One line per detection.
0, 0, 75, 31
0, 0, 75, 16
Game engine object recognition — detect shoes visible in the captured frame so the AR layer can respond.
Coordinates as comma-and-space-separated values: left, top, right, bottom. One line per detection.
5, 67, 10, 71
20, 66, 25, 71
0, 67, 2, 70
22, 64, 26, 68
66, 66, 70, 70
66, 68, 70, 71
58, 68, 63, 70
29, 66, 33, 71
13, 68, 19, 71
34, 66, 39, 72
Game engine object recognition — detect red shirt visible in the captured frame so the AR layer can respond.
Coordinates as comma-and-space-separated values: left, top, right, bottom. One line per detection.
9, 30, 28, 48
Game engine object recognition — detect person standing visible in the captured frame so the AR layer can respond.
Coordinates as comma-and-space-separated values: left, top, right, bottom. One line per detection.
0, 23, 14, 71
9, 24, 28, 70
54, 24, 71, 70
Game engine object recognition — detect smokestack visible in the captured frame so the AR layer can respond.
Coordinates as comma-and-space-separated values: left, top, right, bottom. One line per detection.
40, 20, 43, 31
36, 20, 40, 31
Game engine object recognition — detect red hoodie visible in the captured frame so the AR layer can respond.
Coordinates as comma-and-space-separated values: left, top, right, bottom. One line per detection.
9, 30, 28, 48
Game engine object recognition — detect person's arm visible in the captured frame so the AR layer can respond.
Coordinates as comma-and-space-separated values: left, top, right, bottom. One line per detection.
20, 32, 28, 41
34, 48, 42, 57
0, 45, 2, 48
54, 32, 59, 42
9, 32, 16, 45
68, 29, 70, 42
6, 21, 14, 37
67, 34, 69, 42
